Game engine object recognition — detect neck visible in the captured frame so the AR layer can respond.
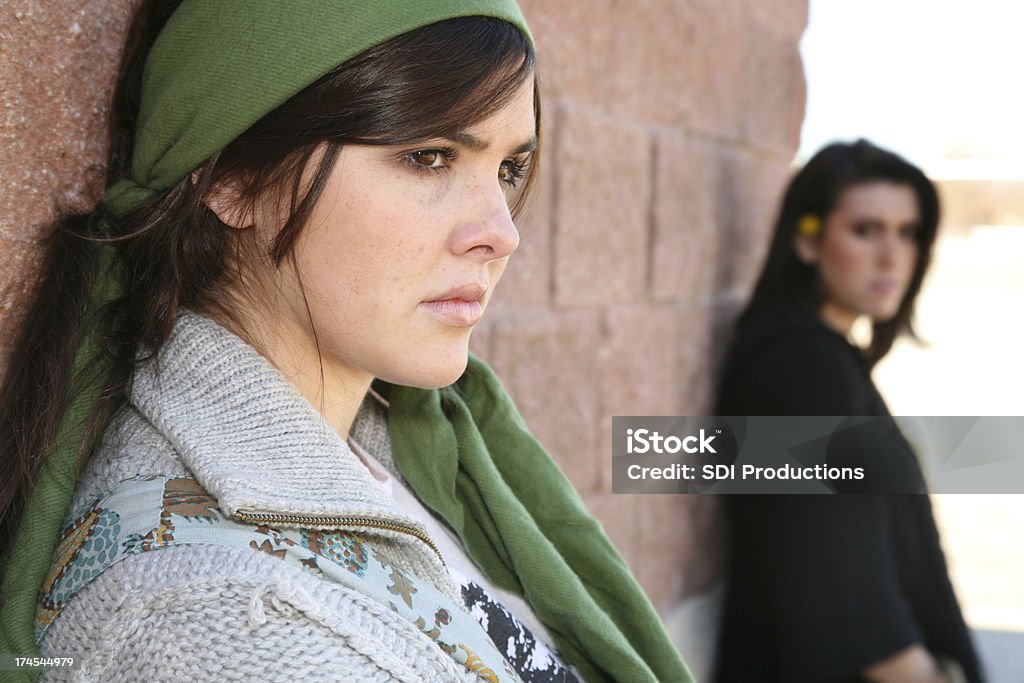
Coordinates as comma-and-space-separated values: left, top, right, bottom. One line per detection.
203, 306, 371, 440
283, 358, 372, 440
818, 301, 858, 338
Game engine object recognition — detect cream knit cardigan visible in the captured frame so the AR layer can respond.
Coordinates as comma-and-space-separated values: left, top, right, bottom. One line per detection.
38, 312, 482, 682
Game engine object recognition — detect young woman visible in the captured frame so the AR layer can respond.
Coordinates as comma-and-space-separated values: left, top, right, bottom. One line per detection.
0, 2, 693, 681
714, 140, 982, 683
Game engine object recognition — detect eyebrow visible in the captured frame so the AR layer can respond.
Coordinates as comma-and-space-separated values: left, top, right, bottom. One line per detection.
445, 131, 538, 155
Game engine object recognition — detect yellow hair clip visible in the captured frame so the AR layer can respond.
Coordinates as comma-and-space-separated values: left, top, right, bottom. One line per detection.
797, 213, 822, 238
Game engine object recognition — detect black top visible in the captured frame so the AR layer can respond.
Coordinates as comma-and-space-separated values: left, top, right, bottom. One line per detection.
713, 308, 983, 683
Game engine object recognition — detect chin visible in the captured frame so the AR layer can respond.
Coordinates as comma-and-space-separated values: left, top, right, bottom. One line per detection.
383, 348, 470, 389
868, 304, 901, 324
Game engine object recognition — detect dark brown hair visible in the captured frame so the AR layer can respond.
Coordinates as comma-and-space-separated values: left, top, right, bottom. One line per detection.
0, 2, 539, 559
742, 139, 939, 366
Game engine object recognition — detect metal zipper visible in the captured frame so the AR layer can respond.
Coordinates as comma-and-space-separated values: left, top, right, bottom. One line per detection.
233, 509, 445, 566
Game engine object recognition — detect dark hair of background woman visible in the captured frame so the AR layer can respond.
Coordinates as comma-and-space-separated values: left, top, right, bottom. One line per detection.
742, 139, 939, 367
0, 2, 539, 562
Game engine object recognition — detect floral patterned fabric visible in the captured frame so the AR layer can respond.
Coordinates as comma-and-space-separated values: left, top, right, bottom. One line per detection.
36, 475, 521, 683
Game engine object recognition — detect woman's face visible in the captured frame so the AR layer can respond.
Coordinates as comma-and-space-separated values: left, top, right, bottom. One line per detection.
797, 181, 921, 332
242, 76, 536, 392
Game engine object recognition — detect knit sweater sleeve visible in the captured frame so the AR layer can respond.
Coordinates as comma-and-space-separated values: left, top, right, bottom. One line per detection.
38, 545, 478, 683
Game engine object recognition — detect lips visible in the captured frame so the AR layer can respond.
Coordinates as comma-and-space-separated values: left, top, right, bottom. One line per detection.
420, 282, 487, 327
869, 279, 900, 295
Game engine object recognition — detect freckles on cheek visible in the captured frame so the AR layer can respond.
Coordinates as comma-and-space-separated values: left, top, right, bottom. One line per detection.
424, 173, 452, 204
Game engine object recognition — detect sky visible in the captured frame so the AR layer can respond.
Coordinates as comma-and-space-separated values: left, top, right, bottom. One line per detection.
797, 0, 1024, 172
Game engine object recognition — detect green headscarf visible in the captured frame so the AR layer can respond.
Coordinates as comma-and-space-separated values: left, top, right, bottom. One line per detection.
102, 0, 534, 215
0, 2, 693, 681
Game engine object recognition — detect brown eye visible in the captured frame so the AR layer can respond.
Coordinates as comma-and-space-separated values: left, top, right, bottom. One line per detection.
498, 157, 528, 188
410, 150, 444, 168
852, 221, 880, 238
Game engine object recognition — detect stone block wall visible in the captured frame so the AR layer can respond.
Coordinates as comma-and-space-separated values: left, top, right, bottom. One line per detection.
0, 1, 807, 613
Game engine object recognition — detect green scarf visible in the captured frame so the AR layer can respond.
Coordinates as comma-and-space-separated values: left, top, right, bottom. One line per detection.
102, 0, 534, 215
0, 2, 693, 681
382, 369, 693, 682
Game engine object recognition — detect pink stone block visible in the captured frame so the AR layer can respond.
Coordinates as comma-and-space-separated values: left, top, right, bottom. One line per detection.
684, 0, 748, 141
651, 132, 719, 304
604, 0, 694, 127
676, 300, 717, 416
553, 104, 651, 307
741, 32, 807, 157
684, 0, 807, 158
599, 306, 682, 490
490, 310, 603, 494
603, 306, 681, 416
517, 0, 615, 106
0, 2, 132, 244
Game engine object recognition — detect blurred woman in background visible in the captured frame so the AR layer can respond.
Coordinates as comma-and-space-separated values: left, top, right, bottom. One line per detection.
714, 140, 982, 683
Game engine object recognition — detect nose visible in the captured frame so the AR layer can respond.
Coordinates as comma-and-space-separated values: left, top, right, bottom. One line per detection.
449, 187, 520, 261
878, 236, 896, 268
878, 231, 914, 271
